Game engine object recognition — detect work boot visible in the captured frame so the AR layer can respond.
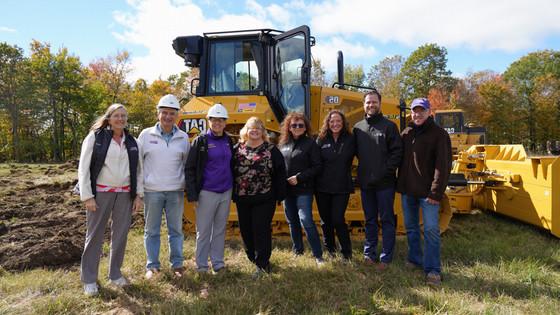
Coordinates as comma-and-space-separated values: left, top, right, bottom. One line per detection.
426, 272, 442, 286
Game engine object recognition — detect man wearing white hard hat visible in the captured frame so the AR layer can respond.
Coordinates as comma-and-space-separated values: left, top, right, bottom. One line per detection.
138, 94, 190, 279
185, 103, 234, 273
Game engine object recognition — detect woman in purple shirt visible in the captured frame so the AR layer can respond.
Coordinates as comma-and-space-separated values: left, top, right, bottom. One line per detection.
185, 103, 234, 273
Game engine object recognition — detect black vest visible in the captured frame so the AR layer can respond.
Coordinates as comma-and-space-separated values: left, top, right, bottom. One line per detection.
90, 128, 139, 199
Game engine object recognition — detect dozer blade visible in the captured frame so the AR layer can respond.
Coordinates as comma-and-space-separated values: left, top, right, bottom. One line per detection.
451, 144, 560, 238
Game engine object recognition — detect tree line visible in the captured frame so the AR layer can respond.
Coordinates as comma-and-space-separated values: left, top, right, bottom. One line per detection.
1, 41, 559, 162
0, 41, 197, 162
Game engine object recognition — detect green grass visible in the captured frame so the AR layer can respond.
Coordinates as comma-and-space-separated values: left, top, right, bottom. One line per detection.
1, 212, 559, 315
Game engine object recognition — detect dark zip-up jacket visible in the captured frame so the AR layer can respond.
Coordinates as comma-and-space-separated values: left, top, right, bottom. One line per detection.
316, 132, 355, 194
278, 135, 322, 196
90, 128, 139, 199
353, 112, 403, 190
185, 132, 235, 202
396, 117, 452, 201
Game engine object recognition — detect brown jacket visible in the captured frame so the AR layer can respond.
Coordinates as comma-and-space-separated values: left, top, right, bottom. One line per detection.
396, 117, 452, 201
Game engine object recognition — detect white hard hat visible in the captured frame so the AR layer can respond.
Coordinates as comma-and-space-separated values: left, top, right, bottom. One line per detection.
157, 94, 180, 110
207, 103, 229, 119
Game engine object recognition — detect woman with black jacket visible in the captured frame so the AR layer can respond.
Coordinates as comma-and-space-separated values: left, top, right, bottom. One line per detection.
315, 110, 355, 260
233, 117, 287, 277
278, 112, 324, 265
77, 103, 143, 296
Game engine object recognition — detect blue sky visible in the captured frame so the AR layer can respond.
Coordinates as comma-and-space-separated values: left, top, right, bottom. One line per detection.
2, 0, 560, 82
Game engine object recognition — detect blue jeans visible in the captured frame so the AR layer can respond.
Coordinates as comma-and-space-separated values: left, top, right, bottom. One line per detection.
361, 187, 396, 263
401, 194, 441, 275
283, 194, 323, 259
144, 191, 184, 269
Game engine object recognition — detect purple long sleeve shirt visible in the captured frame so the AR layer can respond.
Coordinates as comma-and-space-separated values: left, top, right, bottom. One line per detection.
201, 130, 233, 193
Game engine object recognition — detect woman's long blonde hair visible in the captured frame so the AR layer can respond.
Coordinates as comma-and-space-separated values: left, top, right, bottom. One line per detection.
90, 103, 127, 131
239, 116, 269, 143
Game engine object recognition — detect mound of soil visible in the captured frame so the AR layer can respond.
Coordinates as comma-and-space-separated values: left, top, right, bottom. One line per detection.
0, 165, 143, 271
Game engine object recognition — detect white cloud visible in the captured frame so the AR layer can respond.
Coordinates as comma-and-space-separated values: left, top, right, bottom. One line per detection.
113, 0, 272, 81
309, 0, 560, 51
113, 0, 560, 81
312, 37, 375, 73
0, 26, 16, 33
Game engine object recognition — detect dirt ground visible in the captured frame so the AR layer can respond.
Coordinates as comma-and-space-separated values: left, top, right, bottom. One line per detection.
0, 162, 143, 271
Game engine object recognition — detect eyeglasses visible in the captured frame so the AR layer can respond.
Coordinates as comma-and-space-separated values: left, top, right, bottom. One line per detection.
290, 123, 305, 129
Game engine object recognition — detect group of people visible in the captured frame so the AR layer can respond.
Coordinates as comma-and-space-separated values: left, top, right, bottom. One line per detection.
77, 90, 451, 296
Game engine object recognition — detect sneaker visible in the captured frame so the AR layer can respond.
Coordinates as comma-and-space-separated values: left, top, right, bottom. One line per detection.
109, 276, 129, 287
145, 268, 160, 280
315, 258, 325, 267
173, 267, 186, 278
83, 282, 98, 296
376, 262, 389, 271
426, 272, 442, 286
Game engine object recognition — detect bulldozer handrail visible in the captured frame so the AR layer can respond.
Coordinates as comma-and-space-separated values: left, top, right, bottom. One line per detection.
331, 82, 378, 91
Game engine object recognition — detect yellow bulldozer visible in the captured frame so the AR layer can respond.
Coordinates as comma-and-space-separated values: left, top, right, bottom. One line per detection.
171, 25, 560, 238
434, 109, 486, 155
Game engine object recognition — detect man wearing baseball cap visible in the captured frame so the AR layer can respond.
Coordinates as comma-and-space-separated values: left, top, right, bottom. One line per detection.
397, 98, 452, 286
138, 94, 190, 279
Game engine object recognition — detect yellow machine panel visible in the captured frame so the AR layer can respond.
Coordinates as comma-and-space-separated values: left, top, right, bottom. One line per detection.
449, 145, 560, 237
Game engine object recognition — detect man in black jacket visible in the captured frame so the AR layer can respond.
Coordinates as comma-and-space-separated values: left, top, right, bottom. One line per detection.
353, 90, 403, 270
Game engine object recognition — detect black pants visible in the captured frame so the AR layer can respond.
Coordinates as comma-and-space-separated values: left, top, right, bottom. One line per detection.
315, 192, 352, 258
235, 198, 276, 269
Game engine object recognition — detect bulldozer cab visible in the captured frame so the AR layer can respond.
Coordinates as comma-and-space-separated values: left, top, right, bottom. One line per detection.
434, 109, 486, 155
173, 25, 312, 127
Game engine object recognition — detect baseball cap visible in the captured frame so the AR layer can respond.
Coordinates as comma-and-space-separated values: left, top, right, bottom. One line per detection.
410, 98, 431, 110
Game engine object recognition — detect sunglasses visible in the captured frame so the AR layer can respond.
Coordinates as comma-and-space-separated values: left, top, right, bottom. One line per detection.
290, 123, 305, 129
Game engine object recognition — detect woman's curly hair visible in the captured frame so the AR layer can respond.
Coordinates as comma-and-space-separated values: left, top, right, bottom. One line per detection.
278, 112, 311, 145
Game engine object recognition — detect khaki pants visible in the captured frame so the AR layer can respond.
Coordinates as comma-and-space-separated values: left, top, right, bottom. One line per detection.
195, 189, 232, 271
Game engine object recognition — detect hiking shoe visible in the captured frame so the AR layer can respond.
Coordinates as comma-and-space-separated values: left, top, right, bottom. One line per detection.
83, 282, 99, 296
109, 276, 129, 287
145, 268, 160, 280
173, 267, 186, 278
426, 272, 442, 286
315, 258, 325, 267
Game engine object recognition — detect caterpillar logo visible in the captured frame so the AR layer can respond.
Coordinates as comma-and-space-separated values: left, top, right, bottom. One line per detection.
182, 119, 207, 137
